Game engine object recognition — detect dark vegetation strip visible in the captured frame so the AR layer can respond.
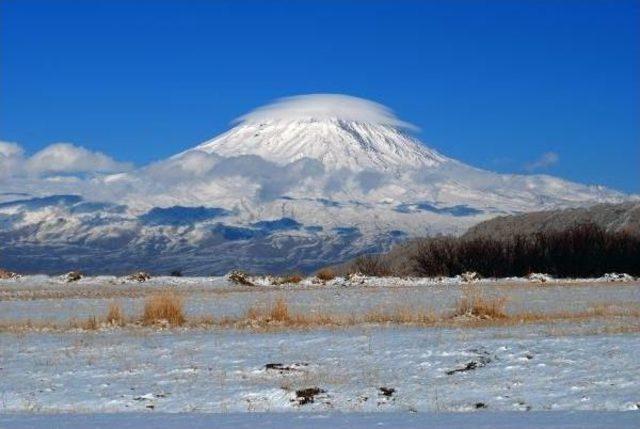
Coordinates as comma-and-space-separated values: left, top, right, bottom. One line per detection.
346, 223, 640, 278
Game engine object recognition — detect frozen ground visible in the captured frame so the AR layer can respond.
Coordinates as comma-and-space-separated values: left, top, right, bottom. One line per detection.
1, 275, 639, 427
1, 274, 638, 323
1, 325, 639, 413
2, 411, 639, 429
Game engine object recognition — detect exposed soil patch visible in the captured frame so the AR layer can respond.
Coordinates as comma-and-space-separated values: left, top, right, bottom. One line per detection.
379, 387, 395, 397
446, 351, 492, 375
293, 387, 325, 405
265, 362, 309, 373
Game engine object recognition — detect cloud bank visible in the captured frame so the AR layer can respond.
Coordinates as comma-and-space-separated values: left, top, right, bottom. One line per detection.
26, 143, 132, 175
235, 94, 418, 130
525, 151, 559, 172
0, 142, 131, 179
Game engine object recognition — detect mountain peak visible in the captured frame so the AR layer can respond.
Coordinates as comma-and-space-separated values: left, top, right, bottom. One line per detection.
185, 94, 445, 171
233, 94, 418, 130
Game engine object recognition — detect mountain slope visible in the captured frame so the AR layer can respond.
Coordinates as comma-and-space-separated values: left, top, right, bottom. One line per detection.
463, 202, 640, 239
0, 94, 633, 274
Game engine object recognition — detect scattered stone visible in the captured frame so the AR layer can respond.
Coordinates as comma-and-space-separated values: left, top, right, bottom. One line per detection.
128, 271, 151, 282
293, 387, 325, 405
461, 271, 481, 283
227, 270, 254, 286
527, 273, 553, 283
265, 362, 308, 373
446, 355, 491, 375
525, 353, 534, 360
65, 271, 83, 282
133, 393, 155, 401
475, 402, 487, 409
603, 273, 634, 282
379, 387, 395, 397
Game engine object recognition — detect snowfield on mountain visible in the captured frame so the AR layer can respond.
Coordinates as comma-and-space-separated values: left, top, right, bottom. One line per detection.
0, 94, 633, 274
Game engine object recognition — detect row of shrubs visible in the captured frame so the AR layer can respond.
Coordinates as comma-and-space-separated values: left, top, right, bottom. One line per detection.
346, 223, 640, 278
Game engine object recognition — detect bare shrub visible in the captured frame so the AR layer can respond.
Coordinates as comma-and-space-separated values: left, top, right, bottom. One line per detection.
228, 270, 254, 286
65, 271, 83, 282
127, 271, 151, 282
351, 254, 392, 277
142, 293, 185, 326
454, 288, 507, 319
316, 268, 336, 281
0, 268, 19, 279
273, 274, 303, 285
406, 223, 640, 278
106, 302, 125, 326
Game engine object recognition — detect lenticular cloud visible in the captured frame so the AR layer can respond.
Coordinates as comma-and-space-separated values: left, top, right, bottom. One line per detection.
234, 94, 418, 130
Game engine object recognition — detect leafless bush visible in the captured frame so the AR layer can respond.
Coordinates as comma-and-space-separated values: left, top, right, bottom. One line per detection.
228, 270, 254, 286
316, 268, 336, 281
350, 254, 392, 276
407, 223, 640, 278
0, 268, 19, 279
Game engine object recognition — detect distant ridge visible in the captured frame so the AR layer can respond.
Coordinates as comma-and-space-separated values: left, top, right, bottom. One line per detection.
463, 202, 640, 240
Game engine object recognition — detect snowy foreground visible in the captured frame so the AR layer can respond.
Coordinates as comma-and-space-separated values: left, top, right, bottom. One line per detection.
2, 411, 639, 429
1, 275, 639, 427
1, 327, 639, 413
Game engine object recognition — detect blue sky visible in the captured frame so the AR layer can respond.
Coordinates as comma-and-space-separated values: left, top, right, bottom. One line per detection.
1, 0, 638, 192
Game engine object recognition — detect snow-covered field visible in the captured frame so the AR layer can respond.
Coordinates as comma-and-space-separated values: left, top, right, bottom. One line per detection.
2, 325, 640, 413
2, 411, 639, 429
1, 275, 639, 427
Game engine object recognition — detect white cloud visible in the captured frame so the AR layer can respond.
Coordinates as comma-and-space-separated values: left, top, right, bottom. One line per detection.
0, 141, 25, 178
525, 151, 559, 172
0, 141, 24, 158
235, 94, 418, 130
25, 143, 132, 175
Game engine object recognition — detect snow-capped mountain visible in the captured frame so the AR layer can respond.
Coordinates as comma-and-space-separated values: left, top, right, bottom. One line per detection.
0, 94, 633, 274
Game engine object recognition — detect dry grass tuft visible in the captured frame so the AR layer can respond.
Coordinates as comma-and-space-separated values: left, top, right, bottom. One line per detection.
142, 293, 185, 326
454, 287, 507, 319
316, 268, 336, 281
364, 306, 436, 324
106, 302, 125, 326
269, 297, 291, 322
82, 315, 99, 330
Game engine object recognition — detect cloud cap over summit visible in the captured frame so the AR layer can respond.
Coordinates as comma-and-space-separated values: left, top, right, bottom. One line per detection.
234, 94, 418, 130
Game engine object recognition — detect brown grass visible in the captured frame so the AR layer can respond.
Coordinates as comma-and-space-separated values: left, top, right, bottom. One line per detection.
453, 287, 507, 319
364, 306, 436, 324
106, 302, 125, 326
142, 293, 185, 326
269, 297, 290, 321
273, 274, 303, 285
1, 293, 639, 333
81, 315, 99, 330
316, 268, 336, 281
